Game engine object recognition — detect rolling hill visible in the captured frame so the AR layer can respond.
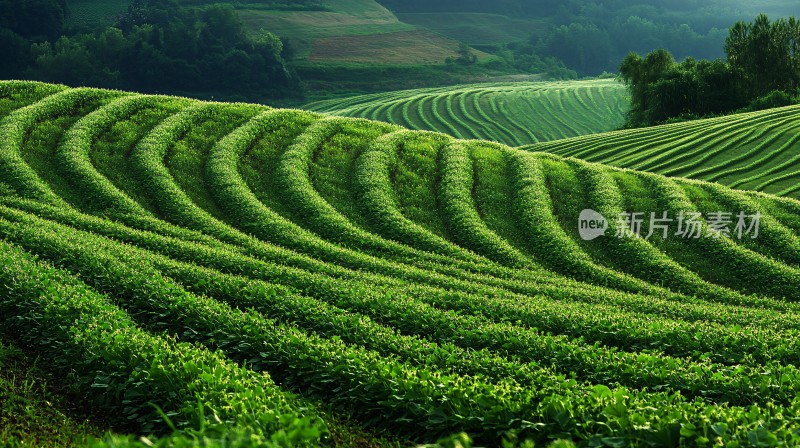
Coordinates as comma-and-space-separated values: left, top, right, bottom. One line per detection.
522, 104, 800, 199
2, 80, 800, 446
395, 12, 548, 46
305, 79, 628, 146
229, 0, 492, 65
63, 0, 489, 66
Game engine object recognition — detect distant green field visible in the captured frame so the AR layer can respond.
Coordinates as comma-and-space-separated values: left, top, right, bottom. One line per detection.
233, 0, 483, 64
396, 12, 548, 45
237, 0, 412, 39
63, 0, 477, 66
522, 104, 800, 199
305, 79, 628, 146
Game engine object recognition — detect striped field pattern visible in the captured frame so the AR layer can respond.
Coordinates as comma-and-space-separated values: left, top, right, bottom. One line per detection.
305, 79, 628, 147
1, 81, 800, 446
522, 104, 800, 199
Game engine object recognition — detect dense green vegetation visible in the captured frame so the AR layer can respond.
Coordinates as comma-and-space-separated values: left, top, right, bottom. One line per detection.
5, 0, 800, 102
0, 0, 525, 100
0, 0, 296, 101
620, 14, 800, 127
305, 79, 628, 146
2, 80, 800, 446
522, 103, 800, 199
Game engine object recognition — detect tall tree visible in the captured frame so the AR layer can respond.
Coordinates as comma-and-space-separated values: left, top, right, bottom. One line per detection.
725, 14, 800, 99
619, 48, 674, 125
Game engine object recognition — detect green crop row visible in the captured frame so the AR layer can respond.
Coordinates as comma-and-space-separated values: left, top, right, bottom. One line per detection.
0, 208, 578, 443
670, 114, 794, 178
566, 158, 735, 296
0, 240, 326, 445
3, 82, 800, 445
205, 110, 563, 291
507, 150, 665, 292
213, 113, 671, 302
6, 193, 800, 367
7, 201, 800, 408
56, 94, 179, 216
628, 170, 800, 299
525, 104, 800, 200
305, 81, 626, 147
696, 180, 800, 267
6, 201, 800, 446
0, 81, 67, 117
438, 140, 531, 266
4, 88, 792, 350
0, 88, 120, 203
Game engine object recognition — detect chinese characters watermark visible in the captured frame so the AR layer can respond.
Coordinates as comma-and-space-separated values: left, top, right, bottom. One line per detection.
578, 209, 761, 241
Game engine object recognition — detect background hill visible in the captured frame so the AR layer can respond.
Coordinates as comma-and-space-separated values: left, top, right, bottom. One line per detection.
63, 0, 496, 66
305, 79, 628, 146
49, 0, 800, 101
394, 12, 548, 47
376, 0, 800, 75
223, 0, 488, 65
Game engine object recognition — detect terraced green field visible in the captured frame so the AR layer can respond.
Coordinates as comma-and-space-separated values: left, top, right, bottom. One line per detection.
522, 104, 800, 199
2, 81, 800, 446
395, 12, 548, 45
305, 79, 628, 146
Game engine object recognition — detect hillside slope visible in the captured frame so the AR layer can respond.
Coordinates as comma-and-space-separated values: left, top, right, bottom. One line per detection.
395, 12, 548, 45
522, 104, 800, 199
1, 81, 800, 446
233, 0, 491, 65
305, 79, 628, 146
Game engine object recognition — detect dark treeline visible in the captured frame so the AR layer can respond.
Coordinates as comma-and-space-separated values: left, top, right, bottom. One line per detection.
0, 0, 297, 100
620, 14, 800, 127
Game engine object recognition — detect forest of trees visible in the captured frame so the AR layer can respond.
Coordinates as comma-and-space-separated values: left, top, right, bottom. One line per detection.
620, 14, 800, 127
0, 0, 296, 100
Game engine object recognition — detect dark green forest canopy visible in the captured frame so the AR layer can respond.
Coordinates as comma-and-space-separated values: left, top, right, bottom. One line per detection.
376, 0, 795, 25
0, 0, 68, 39
0, 0, 296, 100
620, 14, 800, 128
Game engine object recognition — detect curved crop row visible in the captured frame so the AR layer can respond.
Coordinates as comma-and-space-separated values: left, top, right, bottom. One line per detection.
0, 240, 325, 445
306, 80, 627, 147
1, 82, 800, 446
7, 204, 800, 446
525, 104, 800, 199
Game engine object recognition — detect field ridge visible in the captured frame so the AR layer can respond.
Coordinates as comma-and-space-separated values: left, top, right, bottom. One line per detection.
523, 104, 800, 200
305, 79, 628, 146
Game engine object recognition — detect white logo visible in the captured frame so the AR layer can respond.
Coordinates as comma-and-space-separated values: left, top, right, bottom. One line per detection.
578, 209, 608, 240
577, 209, 761, 240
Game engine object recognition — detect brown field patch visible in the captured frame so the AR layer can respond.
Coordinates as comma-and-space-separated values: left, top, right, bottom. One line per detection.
309, 30, 490, 65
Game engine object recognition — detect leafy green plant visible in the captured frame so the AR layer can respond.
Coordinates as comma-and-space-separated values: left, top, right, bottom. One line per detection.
1, 80, 800, 447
